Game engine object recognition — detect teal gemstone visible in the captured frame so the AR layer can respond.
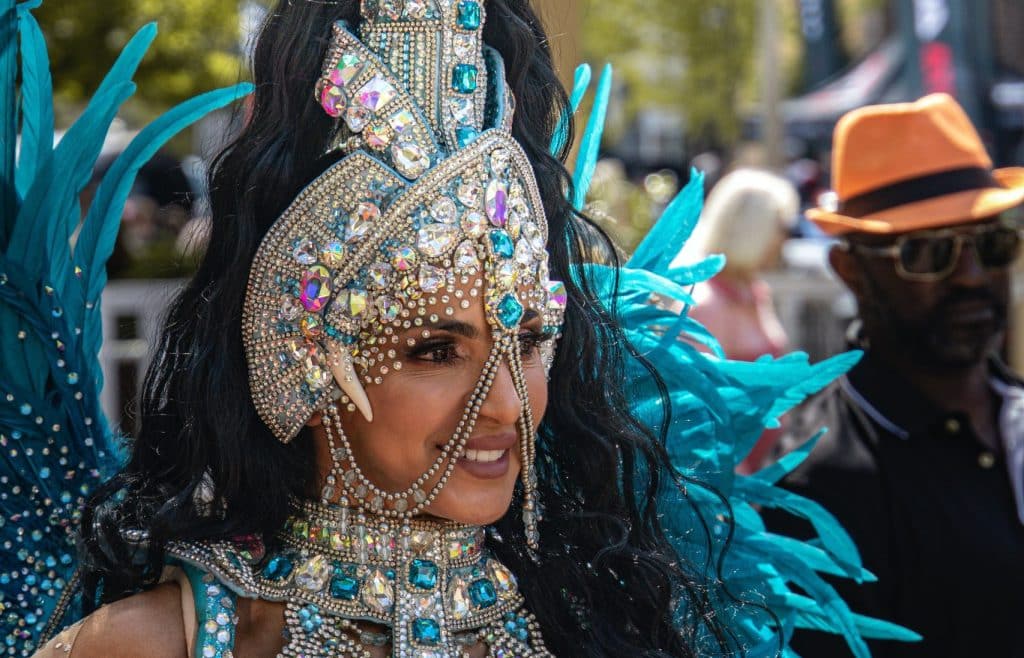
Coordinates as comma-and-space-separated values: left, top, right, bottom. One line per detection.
495, 294, 524, 328
456, 126, 480, 148
262, 555, 293, 581
469, 578, 498, 608
409, 559, 438, 590
412, 618, 441, 645
452, 64, 478, 94
457, 1, 482, 29
489, 230, 514, 259
330, 575, 360, 600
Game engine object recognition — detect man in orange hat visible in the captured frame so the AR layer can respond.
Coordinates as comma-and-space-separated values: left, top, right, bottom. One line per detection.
771, 94, 1024, 656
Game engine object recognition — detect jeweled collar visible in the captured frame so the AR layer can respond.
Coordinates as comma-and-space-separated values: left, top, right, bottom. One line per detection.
168, 499, 551, 656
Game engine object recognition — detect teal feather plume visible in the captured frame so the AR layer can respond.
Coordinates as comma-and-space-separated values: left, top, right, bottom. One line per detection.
549, 63, 591, 156
0, 4, 252, 651
571, 63, 611, 211
559, 63, 917, 650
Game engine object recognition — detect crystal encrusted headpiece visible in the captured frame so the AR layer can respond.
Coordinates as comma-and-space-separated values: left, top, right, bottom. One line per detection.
242, 1, 566, 444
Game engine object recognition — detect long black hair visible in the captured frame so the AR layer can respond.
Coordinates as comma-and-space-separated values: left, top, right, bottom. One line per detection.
80, 2, 744, 655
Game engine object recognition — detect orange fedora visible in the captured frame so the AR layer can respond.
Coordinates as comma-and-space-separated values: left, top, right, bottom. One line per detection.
807, 93, 1024, 235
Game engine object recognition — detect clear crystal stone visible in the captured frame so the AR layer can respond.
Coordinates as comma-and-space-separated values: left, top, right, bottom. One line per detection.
362, 568, 395, 613
457, 180, 482, 208
294, 555, 330, 592
430, 197, 457, 224
453, 240, 480, 271
417, 224, 459, 258
393, 140, 430, 178
418, 264, 445, 293
292, 240, 319, 265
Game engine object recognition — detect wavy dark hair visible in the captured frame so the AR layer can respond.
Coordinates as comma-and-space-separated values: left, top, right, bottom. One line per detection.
80, 1, 745, 655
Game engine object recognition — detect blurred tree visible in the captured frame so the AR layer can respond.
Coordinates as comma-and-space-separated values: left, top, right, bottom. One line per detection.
34, 0, 243, 116
581, 0, 757, 143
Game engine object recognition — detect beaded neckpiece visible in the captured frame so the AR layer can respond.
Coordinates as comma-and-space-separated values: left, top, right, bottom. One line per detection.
169, 500, 552, 657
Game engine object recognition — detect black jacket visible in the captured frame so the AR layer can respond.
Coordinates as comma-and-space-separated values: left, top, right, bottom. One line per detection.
766, 352, 1024, 658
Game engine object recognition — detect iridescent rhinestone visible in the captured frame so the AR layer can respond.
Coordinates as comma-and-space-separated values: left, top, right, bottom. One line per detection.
380, 0, 402, 20
320, 241, 345, 268
515, 240, 534, 267
279, 296, 302, 321
362, 568, 395, 613
393, 140, 431, 178
419, 264, 445, 293
376, 296, 401, 323
489, 148, 511, 176
413, 592, 440, 616
320, 84, 345, 117
391, 245, 419, 272
301, 315, 324, 339
347, 202, 380, 243
457, 180, 482, 208
300, 266, 331, 312
430, 197, 457, 224
494, 293, 524, 328
410, 530, 433, 553
367, 262, 393, 289
547, 280, 568, 310
453, 33, 475, 59
447, 577, 472, 620
357, 75, 398, 111
485, 179, 509, 227
294, 555, 330, 592
388, 109, 415, 134
460, 211, 486, 238
452, 64, 478, 94
453, 240, 480, 271
289, 339, 314, 361
365, 124, 392, 149
417, 224, 459, 258
345, 105, 371, 133
486, 559, 517, 598
404, 0, 429, 19
506, 209, 521, 239
496, 261, 517, 289
448, 97, 473, 124
293, 240, 319, 265
305, 366, 332, 391
330, 52, 364, 87
457, 0, 482, 29
522, 222, 544, 252
339, 288, 370, 318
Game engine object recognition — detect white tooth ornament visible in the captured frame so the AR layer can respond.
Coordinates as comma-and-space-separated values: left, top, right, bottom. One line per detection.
328, 343, 374, 422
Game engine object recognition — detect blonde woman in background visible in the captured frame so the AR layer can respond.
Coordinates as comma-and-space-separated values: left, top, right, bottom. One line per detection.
678, 168, 800, 473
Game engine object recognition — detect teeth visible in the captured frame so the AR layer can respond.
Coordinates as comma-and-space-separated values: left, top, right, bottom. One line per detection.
463, 449, 505, 463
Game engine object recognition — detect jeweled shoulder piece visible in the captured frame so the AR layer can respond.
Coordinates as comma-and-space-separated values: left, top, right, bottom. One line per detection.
167, 502, 552, 656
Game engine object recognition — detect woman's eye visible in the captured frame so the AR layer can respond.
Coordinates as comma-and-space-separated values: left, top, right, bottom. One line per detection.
413, 341, 461, 365
518, 330, 553, 358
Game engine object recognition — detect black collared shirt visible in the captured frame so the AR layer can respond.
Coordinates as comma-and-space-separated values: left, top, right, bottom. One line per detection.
767, 352, 1024, 658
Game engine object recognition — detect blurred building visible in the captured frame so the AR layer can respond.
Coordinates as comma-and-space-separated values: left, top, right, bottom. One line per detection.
785, 0, 1024, 166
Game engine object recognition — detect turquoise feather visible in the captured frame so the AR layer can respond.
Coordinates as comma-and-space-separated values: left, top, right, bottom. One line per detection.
0, 4, 252, 651
571, 63, 611, 210
13, 4, 51, 200
549, 63, 591, 155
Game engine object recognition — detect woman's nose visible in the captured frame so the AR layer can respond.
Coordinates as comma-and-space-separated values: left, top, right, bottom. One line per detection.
479, 357, 524, 426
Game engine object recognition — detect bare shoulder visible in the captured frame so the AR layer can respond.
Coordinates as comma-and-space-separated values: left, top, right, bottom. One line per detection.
67, 582, 189, 658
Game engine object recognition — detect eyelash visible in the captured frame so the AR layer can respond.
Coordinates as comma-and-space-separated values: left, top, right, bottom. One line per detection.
410, 330, 554, 365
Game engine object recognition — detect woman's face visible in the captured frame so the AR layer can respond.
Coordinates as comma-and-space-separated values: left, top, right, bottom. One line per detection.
326, 286, 550, 526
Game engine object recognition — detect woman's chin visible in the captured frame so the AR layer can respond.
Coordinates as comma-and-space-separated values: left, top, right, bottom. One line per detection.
426, 485, 516, 526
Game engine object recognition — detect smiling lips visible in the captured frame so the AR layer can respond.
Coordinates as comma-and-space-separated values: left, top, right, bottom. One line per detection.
453, 432, 518, 478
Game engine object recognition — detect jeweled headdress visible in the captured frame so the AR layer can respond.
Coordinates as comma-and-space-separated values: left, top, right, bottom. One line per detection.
242, 0, 565, 539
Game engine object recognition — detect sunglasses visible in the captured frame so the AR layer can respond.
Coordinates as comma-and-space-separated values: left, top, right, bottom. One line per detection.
845, 222, 1023, 282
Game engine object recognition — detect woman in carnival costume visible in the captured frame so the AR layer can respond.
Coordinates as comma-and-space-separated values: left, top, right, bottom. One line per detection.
0, 0, 917, 656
